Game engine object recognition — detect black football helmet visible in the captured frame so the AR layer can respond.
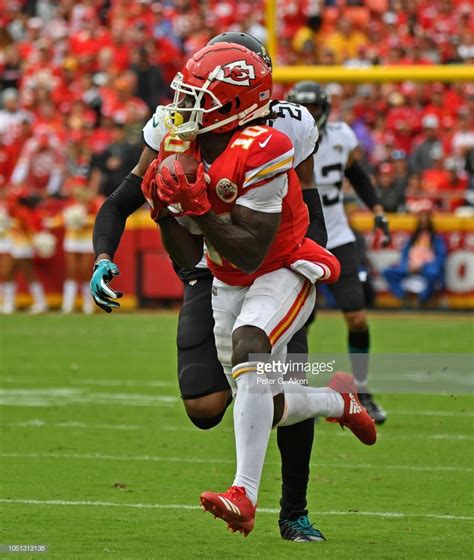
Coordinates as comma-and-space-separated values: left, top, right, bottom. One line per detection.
286, 82, 331, 129
207, 31, 272, 70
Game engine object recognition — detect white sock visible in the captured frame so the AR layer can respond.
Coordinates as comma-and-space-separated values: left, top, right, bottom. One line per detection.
278, 383, 344, 427
29, 282, 47, 308
62, 280, 77, 312
2, 281, 15, 313
232, 362, 273, 505
81, 282, 94, 314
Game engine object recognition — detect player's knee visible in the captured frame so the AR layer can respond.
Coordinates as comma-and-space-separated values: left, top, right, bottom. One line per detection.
232, 326, 271, 366
345, 310, 368, 332
183, 391, 231, 430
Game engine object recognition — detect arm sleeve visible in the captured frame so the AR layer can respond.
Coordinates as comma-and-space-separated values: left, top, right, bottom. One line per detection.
93, 172, 146, 258
236, 174, 288, 213
345, 160, 381, 210
303, 188, 327, 247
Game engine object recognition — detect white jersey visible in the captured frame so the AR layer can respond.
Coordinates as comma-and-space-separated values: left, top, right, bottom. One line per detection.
315, 121, 358, 250
142, 101, 318, 168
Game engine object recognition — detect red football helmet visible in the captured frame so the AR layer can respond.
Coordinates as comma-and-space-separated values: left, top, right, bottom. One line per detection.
167, 43, 272, 140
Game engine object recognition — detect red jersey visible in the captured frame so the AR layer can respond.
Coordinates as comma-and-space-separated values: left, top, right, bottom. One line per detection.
160, 125, 309, 286
203, 126, 308, 286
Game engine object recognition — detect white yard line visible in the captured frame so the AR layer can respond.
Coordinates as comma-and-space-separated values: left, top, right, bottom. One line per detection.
0, 452, 472, 473
0, 498, 472, 522
1, 420, 141, 430
3, 420, 473, 440
0, 387, 178, 408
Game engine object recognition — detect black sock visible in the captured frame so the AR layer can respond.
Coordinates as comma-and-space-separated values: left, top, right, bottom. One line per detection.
348, 328, 370, 391
277, 419, 314, 520
278, 327, 314, 521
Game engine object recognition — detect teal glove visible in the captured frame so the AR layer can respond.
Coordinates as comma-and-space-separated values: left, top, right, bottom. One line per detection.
90, 259, 122, 313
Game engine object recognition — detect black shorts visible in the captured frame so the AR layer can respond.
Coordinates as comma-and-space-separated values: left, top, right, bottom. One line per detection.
177, 275, 230, 400
326, 242, 365, 312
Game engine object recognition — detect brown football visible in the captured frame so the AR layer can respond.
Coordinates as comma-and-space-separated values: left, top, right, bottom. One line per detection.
158, 154, 200, 183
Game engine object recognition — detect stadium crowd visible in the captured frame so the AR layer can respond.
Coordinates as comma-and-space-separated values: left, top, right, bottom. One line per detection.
0, 0, 473, 312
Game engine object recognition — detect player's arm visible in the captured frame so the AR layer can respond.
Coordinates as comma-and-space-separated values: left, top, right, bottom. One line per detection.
191, 170, 286, 274
194, 204, 280, 275
295, 154, 327, 248
345, 149, 391, 247
157, 214, 204, 270
91, 146, 157, 312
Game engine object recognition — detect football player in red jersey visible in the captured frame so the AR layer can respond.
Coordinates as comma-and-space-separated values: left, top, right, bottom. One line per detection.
149, 43, 376, 535
92, 33, 332, 543
91, 34, 376, 540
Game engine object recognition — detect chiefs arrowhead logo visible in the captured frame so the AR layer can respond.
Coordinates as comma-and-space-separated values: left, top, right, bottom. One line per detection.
215, 60, 256, 86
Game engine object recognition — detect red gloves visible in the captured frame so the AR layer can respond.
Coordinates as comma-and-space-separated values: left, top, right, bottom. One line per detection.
157, 161, 211, 216
141, 159, 164, 222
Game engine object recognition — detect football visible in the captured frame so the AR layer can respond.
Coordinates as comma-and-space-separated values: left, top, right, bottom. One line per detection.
158, 153, 200, 183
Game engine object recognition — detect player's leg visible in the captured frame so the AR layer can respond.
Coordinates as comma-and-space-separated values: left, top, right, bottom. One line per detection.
201, 271, 314, 534
78, 251, 95, 314
178, 275, 232, 429
277, 327, 325, 542
0, 250, 14, 314
62, 251, 78, 313
328, 243, 386, 424
201, 271, 324, 532
17, 255, 48, 313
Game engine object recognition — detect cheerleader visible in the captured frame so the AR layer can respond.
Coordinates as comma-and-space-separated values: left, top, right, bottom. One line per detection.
62, 179, 101, 314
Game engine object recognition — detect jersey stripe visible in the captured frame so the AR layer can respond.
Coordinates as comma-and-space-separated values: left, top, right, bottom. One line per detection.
243, 149, 294, 189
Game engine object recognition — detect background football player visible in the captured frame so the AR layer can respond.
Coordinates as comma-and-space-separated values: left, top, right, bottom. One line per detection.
91, 33, 329, 543
287, 82, 391, 424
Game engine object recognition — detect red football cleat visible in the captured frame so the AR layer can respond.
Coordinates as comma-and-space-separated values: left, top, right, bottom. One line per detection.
200, 486, 256, 536
326, 372, 377, 445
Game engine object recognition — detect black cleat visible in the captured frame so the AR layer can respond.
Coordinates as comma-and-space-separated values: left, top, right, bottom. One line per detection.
359, 392, 387, 424
279, 515, 326, 542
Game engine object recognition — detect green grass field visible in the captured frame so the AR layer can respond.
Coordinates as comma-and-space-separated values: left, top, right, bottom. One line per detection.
0, 312, 473, 559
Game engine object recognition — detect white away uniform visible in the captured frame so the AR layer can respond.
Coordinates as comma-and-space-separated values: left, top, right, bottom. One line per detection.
314, 121, 358, 251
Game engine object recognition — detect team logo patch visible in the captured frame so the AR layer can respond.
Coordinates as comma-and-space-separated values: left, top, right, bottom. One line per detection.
332, 144, 343, 153
215, 178, 238, 203
215, 60, 255, 86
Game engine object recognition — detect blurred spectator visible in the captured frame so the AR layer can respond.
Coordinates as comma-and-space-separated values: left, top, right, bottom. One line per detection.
376, 162, 406, 213
409, 115, 444, 174
130, 46, 168, 112
11, 126, 65, 196
90, 122, 141, 197
422, 156, 468, 210
383, 202, 447, 305
451, 111, 474, 161
324, 17, 368, 64
466, 149, 474, 192
0, 89, 34, 146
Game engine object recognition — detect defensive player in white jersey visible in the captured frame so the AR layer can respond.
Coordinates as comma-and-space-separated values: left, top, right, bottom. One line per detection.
287, 82, 391, 423
91, 33, 330, 542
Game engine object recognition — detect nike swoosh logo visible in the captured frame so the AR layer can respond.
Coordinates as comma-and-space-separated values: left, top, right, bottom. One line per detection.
259, 135, 272, 148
